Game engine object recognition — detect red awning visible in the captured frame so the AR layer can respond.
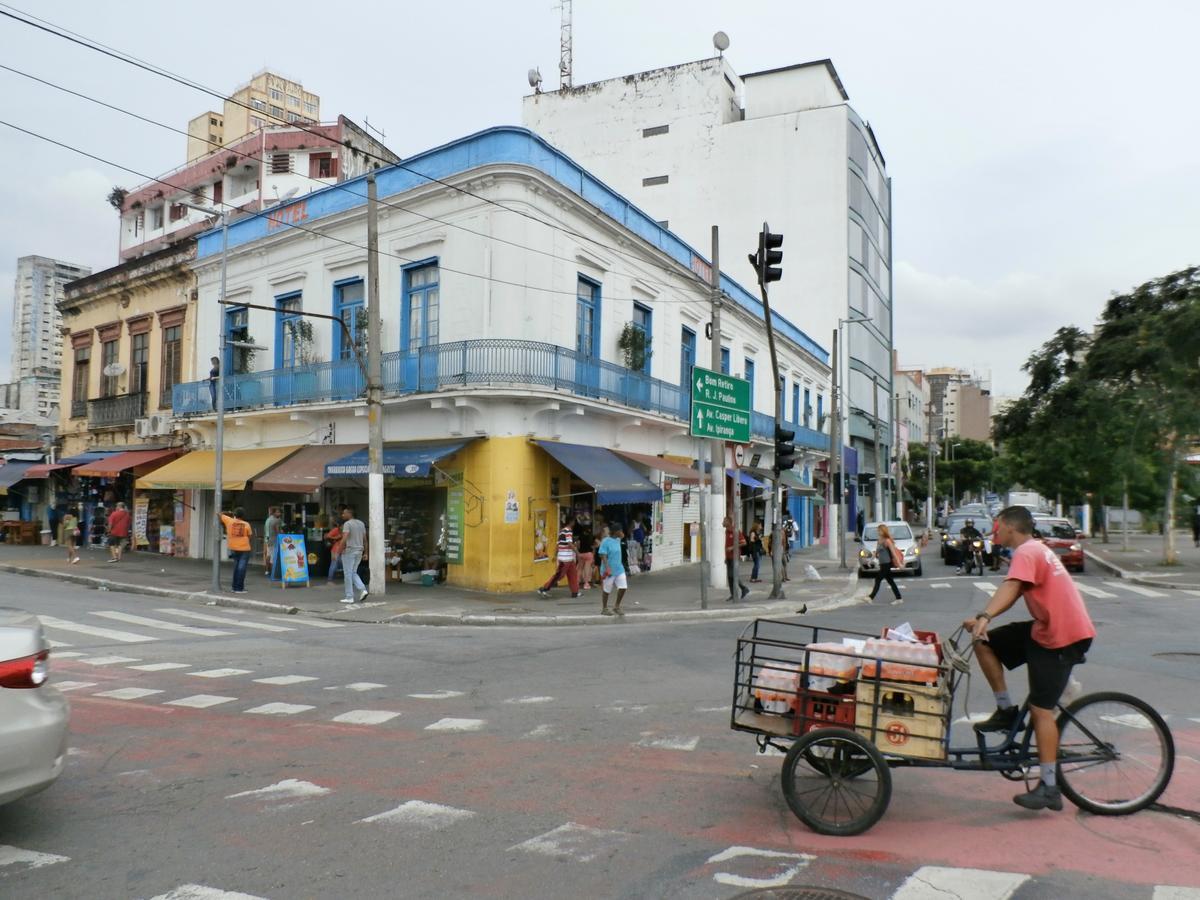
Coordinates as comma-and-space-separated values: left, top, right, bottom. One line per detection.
74, 449, 185, 478
612, 450, 708, 484
21, 462, 75, 479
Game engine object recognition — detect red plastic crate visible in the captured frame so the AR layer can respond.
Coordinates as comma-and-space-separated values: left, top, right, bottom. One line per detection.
795, 690, 857, 735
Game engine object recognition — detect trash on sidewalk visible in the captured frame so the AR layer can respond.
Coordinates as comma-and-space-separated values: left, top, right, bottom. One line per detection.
803, 564, 821, 581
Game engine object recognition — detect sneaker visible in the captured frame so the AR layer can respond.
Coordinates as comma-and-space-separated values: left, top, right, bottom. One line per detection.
570, 593, 580, 598
536, 589, 550, 598
71, 557, 80, 565
356, 590, 368, 602
1013, 782, 1062, 811
612, 607, 624, 616
232, 589, 248, 594
340, 597, 355, 604
740, 586, 750, 599
600, 608, 614, 616
973, 705, 1019, 733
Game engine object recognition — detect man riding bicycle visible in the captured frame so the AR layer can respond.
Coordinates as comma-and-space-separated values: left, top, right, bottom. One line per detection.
955, 518, 983, 574
963, 505, 1096, 811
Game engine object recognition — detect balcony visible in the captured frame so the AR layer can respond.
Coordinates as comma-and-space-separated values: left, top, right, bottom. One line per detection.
750, 411, 830, 451
88, 392, 146, 429
174, 339, 688, 421
70, 399, 87, 419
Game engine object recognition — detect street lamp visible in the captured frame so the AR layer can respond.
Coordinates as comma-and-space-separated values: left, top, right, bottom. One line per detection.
829, 313, 869, 568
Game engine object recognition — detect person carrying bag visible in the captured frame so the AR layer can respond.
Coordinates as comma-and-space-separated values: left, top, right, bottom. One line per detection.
868, 523, 903, 603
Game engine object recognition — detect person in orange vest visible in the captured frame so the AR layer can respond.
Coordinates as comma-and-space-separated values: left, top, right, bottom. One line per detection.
220, 507, 254, 593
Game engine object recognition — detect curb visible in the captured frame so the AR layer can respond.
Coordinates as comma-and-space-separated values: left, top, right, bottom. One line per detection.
1082, 550, 1200, 591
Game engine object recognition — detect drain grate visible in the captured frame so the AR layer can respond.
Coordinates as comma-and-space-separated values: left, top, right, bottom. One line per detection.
1153, 652, 1200, 661
729, 889, 870, 900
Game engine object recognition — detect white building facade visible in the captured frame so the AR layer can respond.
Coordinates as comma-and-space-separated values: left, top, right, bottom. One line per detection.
160, 127, 830, 591
523, 55, 893, 527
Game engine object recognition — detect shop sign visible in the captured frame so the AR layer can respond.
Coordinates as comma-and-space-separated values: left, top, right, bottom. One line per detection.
663, 477, 673, 504
271, 533, 311, 586
445, 485, 464, 565
133, 496, 150, 548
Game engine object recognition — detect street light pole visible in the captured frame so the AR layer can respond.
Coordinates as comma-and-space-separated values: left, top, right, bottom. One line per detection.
210, 211, 229, 594
832, 314, 868, 568
366, 174, 385, 596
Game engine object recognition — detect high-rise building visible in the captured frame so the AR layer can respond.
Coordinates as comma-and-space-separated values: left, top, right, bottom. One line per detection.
926, 367, 991, 442
523, 55, 893, 519
187, 70, 320, 162
7, 255, 91, 421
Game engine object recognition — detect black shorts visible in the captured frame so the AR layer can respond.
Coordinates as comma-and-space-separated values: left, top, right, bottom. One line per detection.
985, 620, 1092, 710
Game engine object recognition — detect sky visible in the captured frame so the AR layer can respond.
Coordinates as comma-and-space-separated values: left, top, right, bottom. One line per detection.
1, 0, 1198, 396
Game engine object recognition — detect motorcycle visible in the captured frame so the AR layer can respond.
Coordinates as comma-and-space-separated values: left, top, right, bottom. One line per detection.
961, 538, 988, 576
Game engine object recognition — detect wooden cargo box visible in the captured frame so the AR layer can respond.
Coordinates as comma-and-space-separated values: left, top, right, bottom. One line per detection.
855, 678, 949, 761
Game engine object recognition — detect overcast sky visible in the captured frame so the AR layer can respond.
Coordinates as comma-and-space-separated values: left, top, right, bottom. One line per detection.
1, 0, 1197, 395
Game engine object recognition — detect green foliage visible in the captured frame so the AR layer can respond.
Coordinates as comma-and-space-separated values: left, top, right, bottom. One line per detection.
907, 439, 1006, 506
617, 321, 652, 372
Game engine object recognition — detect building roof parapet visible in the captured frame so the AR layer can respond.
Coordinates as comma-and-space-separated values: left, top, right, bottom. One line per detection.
63, 240, 196, 307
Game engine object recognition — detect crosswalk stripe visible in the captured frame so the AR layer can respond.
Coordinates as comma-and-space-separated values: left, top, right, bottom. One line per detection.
50, 650, 85, 658
1075, 583, 1117, 599
129, 662, 191, 672
892, 866, 1030, 899
91, 611, 233, 637
1182, 590, 1200, 598
332, 710, 402, 725
53, 681, 97, 692
39, 615, 156, 644
47, 639, 72, 648
154, 608, 294, 632
253, 675, 318, 685
94, 687, 164, 700
189, 668, 252, 678
146, 885, 267, 900
425, 717, 485, 732
929, 583, 951, 589
245, 702, 314, 716
77, 655, 140, 666
1152, 887, 1200, 900
268, 615, 344, 628
636, 734, 699, 751
166, 695, 237, 709
1103, 581, 1168, 598
0, 844, 71, 871
358, 799, 476, 828
973, 581, 999, 594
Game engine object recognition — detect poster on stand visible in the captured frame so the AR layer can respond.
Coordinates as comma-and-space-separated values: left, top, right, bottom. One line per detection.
133, 496, 150, 548
271, 533, 310, 586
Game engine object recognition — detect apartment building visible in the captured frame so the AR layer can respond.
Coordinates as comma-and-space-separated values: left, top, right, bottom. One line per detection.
187, 70, 320, 163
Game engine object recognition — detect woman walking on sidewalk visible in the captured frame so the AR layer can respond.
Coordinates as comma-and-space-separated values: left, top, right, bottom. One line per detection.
60, 506, 81, 564
867, 523, 903, 603
748, 521, 764, 582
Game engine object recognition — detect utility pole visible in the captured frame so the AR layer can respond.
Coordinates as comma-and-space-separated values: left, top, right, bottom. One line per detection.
708, 226, 726, 592
926, 402, 936, 532
828, 329, 840, 562
366, 174, 385, 596
210, 212, 229, 594
872, 383, 883, 522
695, 437, 709, 609
895, 393, 905, 521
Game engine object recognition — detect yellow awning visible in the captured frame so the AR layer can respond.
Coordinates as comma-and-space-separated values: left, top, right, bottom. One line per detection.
135, 446, 302, 492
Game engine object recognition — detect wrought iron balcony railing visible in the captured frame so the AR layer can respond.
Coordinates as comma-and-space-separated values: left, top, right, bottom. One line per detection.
88, 392, 147, 428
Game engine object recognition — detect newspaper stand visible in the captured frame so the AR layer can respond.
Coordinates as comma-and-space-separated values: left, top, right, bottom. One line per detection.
732, 618, 1175, 836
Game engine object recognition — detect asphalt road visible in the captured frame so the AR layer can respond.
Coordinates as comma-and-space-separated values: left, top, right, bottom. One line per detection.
2, 563, 1198, 900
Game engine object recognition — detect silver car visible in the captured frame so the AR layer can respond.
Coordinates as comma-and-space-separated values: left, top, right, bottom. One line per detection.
858, 521, 923, 577
1, 608, 69, 806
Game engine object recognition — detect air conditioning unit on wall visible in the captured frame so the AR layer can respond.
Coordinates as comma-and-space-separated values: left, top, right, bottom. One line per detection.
147, 414, 173, 436
134, 417, 151, 438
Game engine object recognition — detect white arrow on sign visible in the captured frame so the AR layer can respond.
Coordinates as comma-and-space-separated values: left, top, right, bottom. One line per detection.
695, 409, 705, 427
696, 377, 704, 392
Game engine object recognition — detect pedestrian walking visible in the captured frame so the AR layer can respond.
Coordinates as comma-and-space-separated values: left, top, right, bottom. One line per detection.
537, 515, 580, 598
60, 506, 81, 564
263, 506, 283, 576
339, 505, 368, 603
576, 530, 596, 590
856, 508, 866, 539
597, 524, 627, 615
105, 501, 132, 563
208, 356, 221, 409
1193, 504, 1200, 548
631, 516, 648, 573
724, 516, 750, 602
867, 522, 903, 603
220, 507, 253, 593
748, 521, 765, 582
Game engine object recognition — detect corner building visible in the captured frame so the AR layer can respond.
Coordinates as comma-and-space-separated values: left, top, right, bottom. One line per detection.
163, 127, 829, 591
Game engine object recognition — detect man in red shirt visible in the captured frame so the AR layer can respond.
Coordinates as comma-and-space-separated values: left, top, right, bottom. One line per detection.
106, 501, 132, 563
964, 505, 1096, 811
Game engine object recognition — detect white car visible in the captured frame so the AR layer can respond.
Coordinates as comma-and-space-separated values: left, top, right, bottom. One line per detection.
858, 521, 922, 577
0, 608, 69, 806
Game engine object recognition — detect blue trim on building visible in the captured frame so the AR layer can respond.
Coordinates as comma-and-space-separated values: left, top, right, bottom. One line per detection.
197, 126, 827, 365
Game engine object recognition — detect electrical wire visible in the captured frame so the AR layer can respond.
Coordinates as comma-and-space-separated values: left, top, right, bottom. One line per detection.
0, 60, 700, 303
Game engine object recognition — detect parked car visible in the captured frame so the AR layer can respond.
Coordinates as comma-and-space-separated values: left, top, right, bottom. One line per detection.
1034, 517, 1085, 572
940, 513, 995, 567
858, 521, 922, 577
1, 608, 69, 806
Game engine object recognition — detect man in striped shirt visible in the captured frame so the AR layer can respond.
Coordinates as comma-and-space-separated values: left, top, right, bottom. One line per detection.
536, 515, 580, 598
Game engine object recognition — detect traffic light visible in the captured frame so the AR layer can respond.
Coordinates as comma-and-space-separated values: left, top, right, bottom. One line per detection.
748, 223, 784, 285
775, 424, 797, 472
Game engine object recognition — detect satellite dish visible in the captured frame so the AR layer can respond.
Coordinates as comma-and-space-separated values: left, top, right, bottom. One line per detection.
713, 31, 730, 53
278, 186, 300, 202
102, 362, 126, 377
527, 68, 543, 89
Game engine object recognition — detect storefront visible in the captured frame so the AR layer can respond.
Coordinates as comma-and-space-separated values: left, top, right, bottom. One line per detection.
22, 451, 123, 545
612, 450, 706, 569
0, 460, 39, 541
74, 449, 187, 554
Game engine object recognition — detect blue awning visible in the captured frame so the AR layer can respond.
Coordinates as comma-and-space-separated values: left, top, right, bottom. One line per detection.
737, 471, 765, 490
535, 441, 662, 505
0, 461, 35, 491
324, 440, 473, 479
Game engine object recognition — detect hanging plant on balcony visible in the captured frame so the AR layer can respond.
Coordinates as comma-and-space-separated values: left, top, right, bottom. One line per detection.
286, 319, 322, 367
618, 322, 651, 372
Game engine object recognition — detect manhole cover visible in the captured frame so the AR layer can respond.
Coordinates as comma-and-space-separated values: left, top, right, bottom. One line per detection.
1153, 652, 1200, 661
729, 889, 869, 900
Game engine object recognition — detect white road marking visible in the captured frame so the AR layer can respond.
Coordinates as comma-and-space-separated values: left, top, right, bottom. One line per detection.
892, 866, 1030, 900
1181, 590, 1200, 599
76, 655, 140, 666
408, 690, 464, 700
226, 779, 330, 801
129, 662, 191, 672
253, 675, 318, 686
1075, 583, 1117, 599
1190, 718, 1200, 725
146, 886, 267, 900
39, 615, 156, 643
1154, 887, 1200, 900
332, 710, 401, 725
1104, 581, 1168, 598
636, 734, 700, 752
268, 616, 344, 628
705, 846, 814, 889
244, 702, 314, 716
1100, 713, 1152, 730
359, 800, 476, 829
603, 704, 649, 713
504, 695, 555, 704
954, 713, 993, 725
154, 608, 294, 632
930, 583, 951, 590
526, 724, 555, 738
694, 705, 727, 713
425, 717, 485, 732
188, 668, 253, 678
166, 695, 237, 709
973, 582, 999, 594
92, 611, 232, 637
49, 650, 85, 658
0, 844, 71, 871
94, 687, 164, 700
510, 822, 632, 863
47, 639, 72, 648
341, 682, 386, 691
53, 680, 97, 691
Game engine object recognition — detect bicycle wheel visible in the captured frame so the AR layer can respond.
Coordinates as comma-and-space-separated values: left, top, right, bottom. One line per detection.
782, 727, 891, 835
1057, 691, 1174, 815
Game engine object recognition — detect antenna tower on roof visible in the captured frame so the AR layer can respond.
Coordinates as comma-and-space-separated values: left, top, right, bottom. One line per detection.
558, 0, 573, 89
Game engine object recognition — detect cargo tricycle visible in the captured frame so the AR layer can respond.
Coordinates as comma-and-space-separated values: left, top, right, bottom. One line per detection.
731, 618, 1174, 835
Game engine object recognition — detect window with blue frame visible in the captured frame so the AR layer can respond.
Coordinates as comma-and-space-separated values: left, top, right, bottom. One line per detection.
792, 383, 801, 424
332, 279, 364, 361
224, 305, 250, 374
720, 347, 730, 374
274, 292, 302, 369
576, 276, 600, 358
817, 394, 824, 429
402, 262, 440, 351
680, 326, 695, 385
744, 358, 755, 410
630, 302, 652, 374
804, 388, 812, 428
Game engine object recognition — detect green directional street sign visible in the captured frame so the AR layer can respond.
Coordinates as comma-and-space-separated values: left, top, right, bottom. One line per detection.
690, 365, 751, 443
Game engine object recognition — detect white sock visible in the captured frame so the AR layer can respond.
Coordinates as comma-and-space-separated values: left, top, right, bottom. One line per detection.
1040, 766, 1057, 788
994, 691, 1012, 708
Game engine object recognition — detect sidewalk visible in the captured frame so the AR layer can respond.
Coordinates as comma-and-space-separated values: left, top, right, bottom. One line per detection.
0, 540, 858, 626
1084, 529, 1200, 590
